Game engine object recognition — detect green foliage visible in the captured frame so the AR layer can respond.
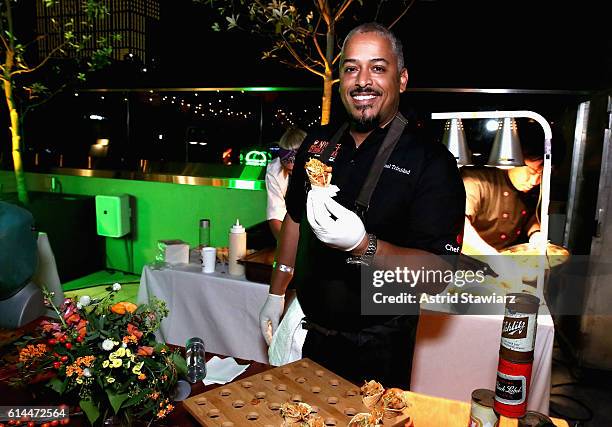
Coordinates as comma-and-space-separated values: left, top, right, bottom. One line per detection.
0, 0, 120, 202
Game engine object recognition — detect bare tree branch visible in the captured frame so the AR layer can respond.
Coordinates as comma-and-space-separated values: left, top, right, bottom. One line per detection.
23, 84, 67, 115
334, 0, 355, 22
332, 51, 342, 65
388, 0, 416, 29
0, 34, 9, 51
318, 0, 332, 26
10, 43, 67, 77
312, 15, 327, 64
281, 37, 325, 78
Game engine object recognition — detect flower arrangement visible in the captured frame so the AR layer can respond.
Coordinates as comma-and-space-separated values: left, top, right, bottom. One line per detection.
12, 284, 187, 426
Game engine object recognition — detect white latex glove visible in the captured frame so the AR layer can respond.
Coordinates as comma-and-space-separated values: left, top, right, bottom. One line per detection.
528, 231, 546, 248
486, 254, 522, 284
259, 293, 285, 346
306, 190, 366, 252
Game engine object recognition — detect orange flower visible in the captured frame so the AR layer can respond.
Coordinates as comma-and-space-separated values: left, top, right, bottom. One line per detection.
138, 373, 147, 380
122, 335, 138, 345
127, 323, 143, 339
18, 344, 48, 363
77, 356, 95, 367
41, 320, 61, 333
137, 346, 154, 356
65, 313, 81, 325
76, 319, 88, 338
110, 302, 138, 315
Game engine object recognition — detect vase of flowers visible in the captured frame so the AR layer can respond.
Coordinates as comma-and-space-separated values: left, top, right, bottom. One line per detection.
11, 284, 187, 426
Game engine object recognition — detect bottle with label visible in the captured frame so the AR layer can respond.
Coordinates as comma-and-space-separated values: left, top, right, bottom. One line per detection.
228, 219, 246, 276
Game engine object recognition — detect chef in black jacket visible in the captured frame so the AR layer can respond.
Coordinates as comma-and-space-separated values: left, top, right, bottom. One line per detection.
259, 23, 465, 388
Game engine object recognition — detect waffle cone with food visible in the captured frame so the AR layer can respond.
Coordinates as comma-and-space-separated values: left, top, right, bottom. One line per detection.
348, 408, 384, 427
280, 402, 313, 426
381, 388, 410, 418
361, 380, 384, 409
305, 158, 332, 187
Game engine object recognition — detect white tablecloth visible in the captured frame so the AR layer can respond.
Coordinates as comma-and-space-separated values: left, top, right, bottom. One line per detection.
138, 264, 270, 363
411, 305, 555, 415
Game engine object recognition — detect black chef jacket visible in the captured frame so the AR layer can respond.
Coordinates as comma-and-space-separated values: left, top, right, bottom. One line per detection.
285, 123, 466, 332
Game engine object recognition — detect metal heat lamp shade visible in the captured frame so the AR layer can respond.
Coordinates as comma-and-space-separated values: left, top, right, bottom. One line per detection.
487, 117, 524, 169
441, 119, 472, 166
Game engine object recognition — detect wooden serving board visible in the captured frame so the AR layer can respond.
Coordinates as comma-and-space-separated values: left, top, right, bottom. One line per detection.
183, 358, 412, 427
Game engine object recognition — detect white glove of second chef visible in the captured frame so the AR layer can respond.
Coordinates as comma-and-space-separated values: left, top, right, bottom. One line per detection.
306, 190, 366, 252
528, 230, 546, 248
259, 293, 285, 346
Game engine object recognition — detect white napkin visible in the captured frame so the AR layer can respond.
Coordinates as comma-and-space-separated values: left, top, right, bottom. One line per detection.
203, 356, 250, 385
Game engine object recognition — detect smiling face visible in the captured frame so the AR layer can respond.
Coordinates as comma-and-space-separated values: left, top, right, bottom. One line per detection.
339, 32, 408, 133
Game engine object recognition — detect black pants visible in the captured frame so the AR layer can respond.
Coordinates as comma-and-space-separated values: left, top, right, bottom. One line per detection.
301, 316, 418, 389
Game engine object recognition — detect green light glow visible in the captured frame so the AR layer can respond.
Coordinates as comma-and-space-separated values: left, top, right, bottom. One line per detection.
244, 150, 269, 167
229, 179, 265, 191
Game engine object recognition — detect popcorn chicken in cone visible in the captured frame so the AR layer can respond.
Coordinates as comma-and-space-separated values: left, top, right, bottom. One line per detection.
361, 380, 384, 409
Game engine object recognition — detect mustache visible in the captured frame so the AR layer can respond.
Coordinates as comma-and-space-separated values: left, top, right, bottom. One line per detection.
350, 88, 381, 97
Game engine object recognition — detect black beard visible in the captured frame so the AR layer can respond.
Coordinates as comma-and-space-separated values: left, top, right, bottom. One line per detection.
351, 109, 381, 133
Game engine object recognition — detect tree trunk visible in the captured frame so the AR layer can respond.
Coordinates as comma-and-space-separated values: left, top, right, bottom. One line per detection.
3, 78, 28, 205
321, 72, 333, 125
321, 19, 335, 126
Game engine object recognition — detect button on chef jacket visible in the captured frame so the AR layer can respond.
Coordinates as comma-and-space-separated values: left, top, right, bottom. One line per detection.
285, 123, 466, 332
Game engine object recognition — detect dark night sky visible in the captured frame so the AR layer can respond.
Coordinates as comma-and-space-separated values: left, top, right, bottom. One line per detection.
13, 0, 610, 90
146, 0, 611, 90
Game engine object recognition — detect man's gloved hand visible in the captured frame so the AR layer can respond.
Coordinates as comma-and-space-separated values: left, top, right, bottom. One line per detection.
306, 190, 366, 252
259, 293, 285, 346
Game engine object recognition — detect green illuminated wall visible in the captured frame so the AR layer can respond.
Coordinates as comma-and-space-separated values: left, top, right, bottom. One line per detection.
0, 171, 267, 274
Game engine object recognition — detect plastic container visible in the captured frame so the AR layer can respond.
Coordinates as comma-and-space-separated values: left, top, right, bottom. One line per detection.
199, 219, 211, 247
228, 219, 247, 276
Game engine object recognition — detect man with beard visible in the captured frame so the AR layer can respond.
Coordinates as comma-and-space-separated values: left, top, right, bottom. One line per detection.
259, 23, 465, 388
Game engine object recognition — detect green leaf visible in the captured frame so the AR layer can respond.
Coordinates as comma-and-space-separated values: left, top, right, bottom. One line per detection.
171, 352, 188, 377
123, 390, 147, 408
106, 389, 130, 414
46, 377, 65, 394
80, 399, 100, 425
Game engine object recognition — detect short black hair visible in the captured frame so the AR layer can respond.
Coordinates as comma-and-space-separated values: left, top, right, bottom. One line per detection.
518, 121, 544, 161
341, 22, 405, 71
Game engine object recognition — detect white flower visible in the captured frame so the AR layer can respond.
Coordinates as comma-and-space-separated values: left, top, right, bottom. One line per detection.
83, 368, 92, 377
122, 343, 127, 348
79, 295, 91, 307
112, 283, 122, 291
102, 339, 115, 351
76, 303, 82, 309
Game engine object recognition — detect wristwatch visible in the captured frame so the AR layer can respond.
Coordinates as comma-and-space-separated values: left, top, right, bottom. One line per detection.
346, 233, 377, 266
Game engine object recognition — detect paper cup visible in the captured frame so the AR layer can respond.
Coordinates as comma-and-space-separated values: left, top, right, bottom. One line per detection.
201, 247, 217, 273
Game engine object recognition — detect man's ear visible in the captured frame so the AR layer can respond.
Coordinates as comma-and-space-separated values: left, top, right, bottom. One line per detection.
399, 68, 408, 93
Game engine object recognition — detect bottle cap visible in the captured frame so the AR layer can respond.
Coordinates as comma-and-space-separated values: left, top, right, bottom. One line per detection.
199, 219, 210, 228
230, 219, 245, 233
